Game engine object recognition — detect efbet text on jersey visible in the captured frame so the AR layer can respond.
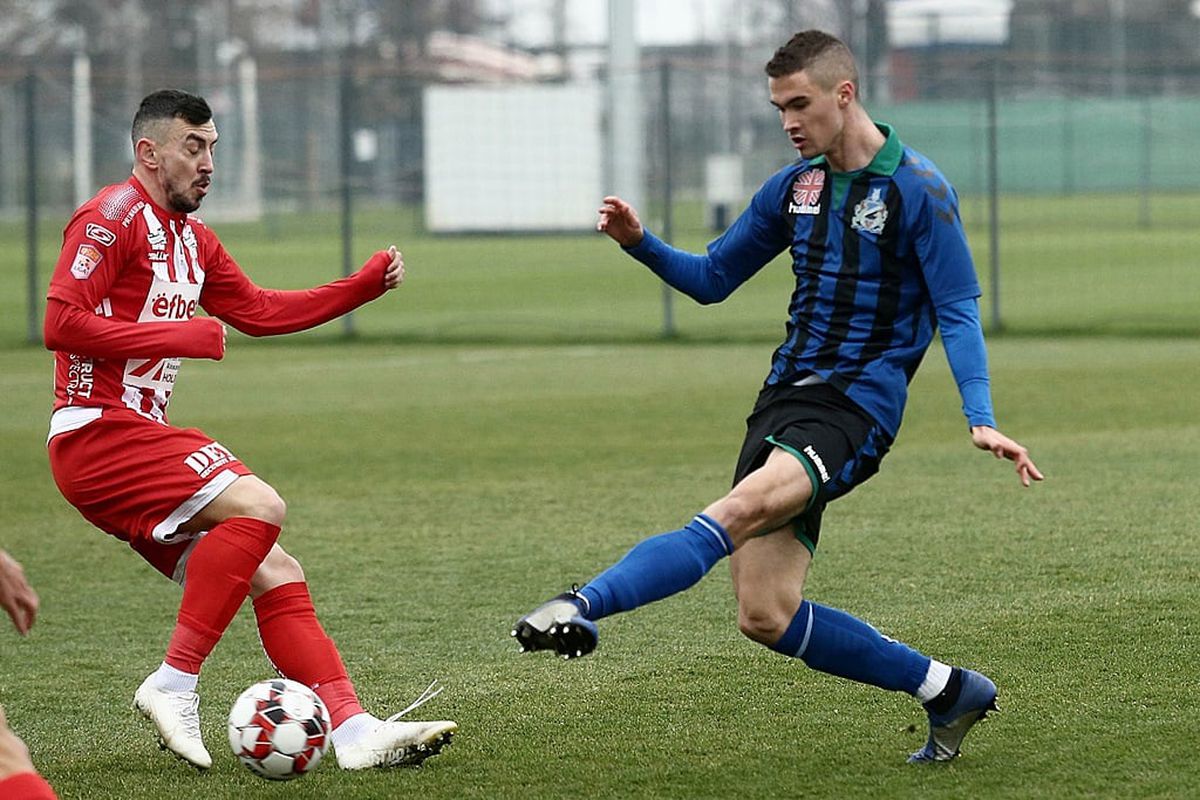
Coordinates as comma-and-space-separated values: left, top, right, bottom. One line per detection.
149, 292, 198, 320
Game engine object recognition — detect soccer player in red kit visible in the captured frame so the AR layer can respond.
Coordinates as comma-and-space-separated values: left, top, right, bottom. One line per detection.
44, 89, 456, 771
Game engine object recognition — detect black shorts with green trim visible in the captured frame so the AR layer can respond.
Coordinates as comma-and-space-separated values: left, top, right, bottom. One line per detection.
732, 381, 893, 554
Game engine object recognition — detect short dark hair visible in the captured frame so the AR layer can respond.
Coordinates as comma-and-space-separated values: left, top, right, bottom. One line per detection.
765, 30, 858, 91
131, 89, 212, 146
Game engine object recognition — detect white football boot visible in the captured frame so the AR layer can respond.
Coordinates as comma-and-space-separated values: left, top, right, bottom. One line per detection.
133, 674, 212, 769
335, 681, 457, 770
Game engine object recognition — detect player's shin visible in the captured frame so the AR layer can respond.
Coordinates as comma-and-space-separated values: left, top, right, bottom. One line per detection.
252, 581, 363, 727
770, 600, 930, 693
165, 517, 280, 674
578, 514, 733, 619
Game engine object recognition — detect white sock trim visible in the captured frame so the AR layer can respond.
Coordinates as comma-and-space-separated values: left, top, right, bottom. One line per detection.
692, 514, 732, 555
152, 662, 199, 693
915, 659, 953, 703
331, 712, 380, 750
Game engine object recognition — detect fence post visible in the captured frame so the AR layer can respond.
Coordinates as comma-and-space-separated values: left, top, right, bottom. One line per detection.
25, 72, 39, 346
72, 52, 93, 208
659, 60, 676, 339
1139, 96, 1152, 229
1062, 94, 1074, 195
339, 55, 355, 336
985, 60, 1002, 333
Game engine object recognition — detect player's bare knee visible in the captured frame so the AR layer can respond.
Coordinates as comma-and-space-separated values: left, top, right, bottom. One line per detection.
250, 546, 305, 596
709, 492, 769, 546
239, 482, 287, 526
737, 600, 791, 645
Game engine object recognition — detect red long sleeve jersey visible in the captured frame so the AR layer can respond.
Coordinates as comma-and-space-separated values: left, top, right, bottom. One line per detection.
46, 176, 386, 427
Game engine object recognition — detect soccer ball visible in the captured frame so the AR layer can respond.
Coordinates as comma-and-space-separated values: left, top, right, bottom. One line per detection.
227, 678, 331, 780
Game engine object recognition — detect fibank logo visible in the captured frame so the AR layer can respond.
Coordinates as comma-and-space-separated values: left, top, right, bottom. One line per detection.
122, 201, 146, 229
803, 444, 830, 483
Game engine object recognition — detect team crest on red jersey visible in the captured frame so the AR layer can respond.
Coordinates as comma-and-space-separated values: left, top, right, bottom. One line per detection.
788, 170, 824, 215
70, 243, 103, 280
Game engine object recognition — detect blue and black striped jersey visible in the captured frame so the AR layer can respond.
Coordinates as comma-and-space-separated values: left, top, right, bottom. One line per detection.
626, 124, 984, 438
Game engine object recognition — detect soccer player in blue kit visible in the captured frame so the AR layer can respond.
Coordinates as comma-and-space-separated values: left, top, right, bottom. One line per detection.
513, 30, 1043, 763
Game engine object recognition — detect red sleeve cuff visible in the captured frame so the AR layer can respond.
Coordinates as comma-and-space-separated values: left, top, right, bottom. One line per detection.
0, 771, 59, 799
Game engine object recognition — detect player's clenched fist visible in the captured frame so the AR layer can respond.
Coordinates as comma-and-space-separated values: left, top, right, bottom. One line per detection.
597, 196, 645, 248
381, 245, 405, 291
360, 246, 405, 292
190, 317, 226, 360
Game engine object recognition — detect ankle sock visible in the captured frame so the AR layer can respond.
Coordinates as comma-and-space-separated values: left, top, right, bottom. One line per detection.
330, 711, 380, 750
922, 667, 964, 713
149, 661, 198, 693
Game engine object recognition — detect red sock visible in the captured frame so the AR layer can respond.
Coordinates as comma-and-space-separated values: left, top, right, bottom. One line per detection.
164, 517, 280, 674
253, 581, 365, 727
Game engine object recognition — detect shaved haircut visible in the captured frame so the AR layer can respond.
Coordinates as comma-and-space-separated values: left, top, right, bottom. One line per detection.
131, 89, 212, 147
765, 30, 859, 92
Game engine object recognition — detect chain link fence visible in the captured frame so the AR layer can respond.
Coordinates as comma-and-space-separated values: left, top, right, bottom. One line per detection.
3, 6, 1198, 342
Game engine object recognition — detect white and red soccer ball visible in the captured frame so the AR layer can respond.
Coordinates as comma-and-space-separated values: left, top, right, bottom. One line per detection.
227, 678, 331, 780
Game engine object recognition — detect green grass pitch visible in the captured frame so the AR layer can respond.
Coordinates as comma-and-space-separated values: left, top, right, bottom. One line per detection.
0, 197, 1198, 798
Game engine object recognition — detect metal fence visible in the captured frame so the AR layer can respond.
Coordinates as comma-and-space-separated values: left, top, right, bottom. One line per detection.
3, 3, 1199, 340
5, 25, 1200, 220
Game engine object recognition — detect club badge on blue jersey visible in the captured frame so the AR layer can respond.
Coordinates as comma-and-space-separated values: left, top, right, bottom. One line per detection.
851, 187, 888, 234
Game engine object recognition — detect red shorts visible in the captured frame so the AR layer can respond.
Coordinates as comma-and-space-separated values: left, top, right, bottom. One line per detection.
49, 408, 254, 579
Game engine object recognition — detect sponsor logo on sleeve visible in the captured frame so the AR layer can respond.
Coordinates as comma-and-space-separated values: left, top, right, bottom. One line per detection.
84, 222, 117, 247
121, 200, 145, 229
70, 243, 103, 280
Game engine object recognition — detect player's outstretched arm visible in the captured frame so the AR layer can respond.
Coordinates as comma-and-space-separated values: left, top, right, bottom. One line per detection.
0, 551, 39, 636
597, 196, 644, 248
970, 426, 1044, 487
203, 247, 403, 338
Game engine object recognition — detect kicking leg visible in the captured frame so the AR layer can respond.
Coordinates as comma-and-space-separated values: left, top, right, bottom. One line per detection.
513, 448, 810, 658
250, 548, 456, 770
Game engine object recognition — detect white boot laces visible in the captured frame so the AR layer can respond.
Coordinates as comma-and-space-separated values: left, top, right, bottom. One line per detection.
383, 680, 444, 723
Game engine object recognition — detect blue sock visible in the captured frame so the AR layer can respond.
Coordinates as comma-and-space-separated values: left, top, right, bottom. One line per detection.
578, 514, 733, 620
770, 600, 930, 694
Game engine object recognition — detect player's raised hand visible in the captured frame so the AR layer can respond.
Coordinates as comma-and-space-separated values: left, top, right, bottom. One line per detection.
597, 196, 645, 248
970, 426, 1044, 487
0, 551, 38, 636
382, 245, 405, 291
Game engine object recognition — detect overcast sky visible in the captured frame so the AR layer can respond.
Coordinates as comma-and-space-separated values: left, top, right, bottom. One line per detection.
489, 0, 1015, 48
